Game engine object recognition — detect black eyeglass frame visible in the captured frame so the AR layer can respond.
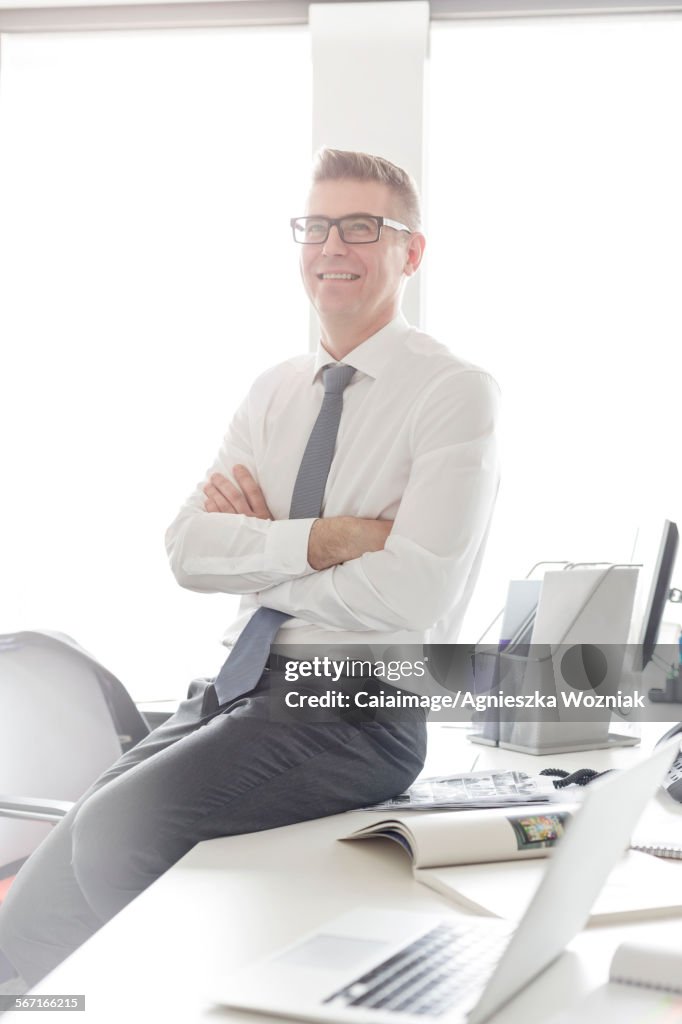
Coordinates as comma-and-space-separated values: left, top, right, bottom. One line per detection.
289, 213, 412, 245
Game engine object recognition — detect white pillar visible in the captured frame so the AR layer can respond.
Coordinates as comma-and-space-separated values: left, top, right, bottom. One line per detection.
308, 0, 429, 344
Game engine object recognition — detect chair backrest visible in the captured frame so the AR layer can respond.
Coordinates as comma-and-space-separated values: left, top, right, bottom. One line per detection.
0, 630, 148, 867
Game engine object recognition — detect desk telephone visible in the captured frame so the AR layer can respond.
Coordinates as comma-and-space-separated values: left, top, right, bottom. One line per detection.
655, 722, 682, 802
552, 725, 682, 803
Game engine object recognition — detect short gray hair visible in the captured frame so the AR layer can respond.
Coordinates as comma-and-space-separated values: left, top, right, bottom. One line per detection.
311, 148, 422, 231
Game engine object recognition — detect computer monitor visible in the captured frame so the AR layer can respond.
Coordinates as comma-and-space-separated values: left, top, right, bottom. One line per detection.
637, 519, 679, 671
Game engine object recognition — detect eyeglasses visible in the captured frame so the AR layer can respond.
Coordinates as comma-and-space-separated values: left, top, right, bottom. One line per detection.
290, 214, 411, 245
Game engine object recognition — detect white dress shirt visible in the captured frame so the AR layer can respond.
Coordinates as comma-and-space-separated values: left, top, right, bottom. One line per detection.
165, 313, 501, 657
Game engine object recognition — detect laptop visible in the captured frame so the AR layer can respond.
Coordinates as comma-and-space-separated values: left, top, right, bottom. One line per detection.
211, 738, 679, 1024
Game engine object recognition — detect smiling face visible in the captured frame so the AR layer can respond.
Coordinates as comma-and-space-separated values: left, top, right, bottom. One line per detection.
298, 178, 424, 347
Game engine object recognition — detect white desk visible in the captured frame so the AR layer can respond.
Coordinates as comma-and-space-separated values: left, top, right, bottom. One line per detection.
4, 724, 682, 1023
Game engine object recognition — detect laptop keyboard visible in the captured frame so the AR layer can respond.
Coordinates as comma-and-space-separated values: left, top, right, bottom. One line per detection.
323, 921, 511, 1017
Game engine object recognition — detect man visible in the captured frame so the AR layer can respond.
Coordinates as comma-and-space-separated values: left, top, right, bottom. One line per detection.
0, 149, 500, 991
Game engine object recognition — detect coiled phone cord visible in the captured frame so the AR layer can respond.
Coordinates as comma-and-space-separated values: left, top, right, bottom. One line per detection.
539, 767, 616, 789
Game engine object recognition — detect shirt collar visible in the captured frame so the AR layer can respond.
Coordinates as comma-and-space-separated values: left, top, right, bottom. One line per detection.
311, 312, 411, 384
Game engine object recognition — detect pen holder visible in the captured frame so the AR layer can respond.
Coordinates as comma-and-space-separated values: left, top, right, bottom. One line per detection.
648, 665, 682, 704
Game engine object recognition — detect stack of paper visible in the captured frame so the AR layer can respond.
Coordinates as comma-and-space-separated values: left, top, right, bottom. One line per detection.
362, 770, 560, 811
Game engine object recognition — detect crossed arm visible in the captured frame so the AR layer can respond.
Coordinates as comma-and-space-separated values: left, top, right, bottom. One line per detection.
203, 466, 392, 571
168, 370, 500, 632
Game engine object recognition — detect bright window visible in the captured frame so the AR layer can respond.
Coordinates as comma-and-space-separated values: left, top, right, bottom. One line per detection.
425, 14, 682, 639
0, 27, 312, 699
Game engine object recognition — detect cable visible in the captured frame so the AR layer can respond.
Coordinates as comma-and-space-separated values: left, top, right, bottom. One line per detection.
539, 767, 616, 789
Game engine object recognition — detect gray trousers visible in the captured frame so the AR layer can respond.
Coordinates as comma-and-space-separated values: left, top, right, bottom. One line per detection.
0, 670, 427, 989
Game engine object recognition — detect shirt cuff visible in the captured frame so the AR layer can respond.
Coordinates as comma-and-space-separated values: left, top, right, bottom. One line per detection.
264, 517, 317, 577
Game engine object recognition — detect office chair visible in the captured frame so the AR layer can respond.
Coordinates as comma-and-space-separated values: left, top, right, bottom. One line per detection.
0, 630, 157, 903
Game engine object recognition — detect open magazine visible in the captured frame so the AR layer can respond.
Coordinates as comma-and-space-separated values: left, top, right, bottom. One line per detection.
345, 805, 574, 866
342, 808, 682, 923
360, 769, 561, 810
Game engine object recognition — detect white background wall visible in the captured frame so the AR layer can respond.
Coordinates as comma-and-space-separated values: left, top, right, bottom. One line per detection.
1, 4, 680, 700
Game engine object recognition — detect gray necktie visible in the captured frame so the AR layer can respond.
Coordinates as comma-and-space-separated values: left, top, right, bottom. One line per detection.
213, 363, 356, 705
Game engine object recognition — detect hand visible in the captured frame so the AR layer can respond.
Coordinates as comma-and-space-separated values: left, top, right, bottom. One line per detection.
308, 517, 393, 571
203, 466, 273, 520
